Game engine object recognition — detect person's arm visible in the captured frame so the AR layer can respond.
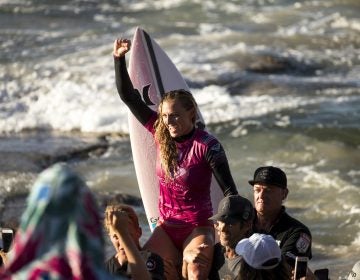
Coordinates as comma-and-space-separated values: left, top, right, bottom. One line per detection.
113, 39, 154, 125
107, 209, 151, 280
205, 142, 238, 196
183, 243, 210, 268
281, 229, 312, 262
182, 243, 222, 280
182, 244, 210, 280
0, 250, 7, 267
143, 252, 165, 280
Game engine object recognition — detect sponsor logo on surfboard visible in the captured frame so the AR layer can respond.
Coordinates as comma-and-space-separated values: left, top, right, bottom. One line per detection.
149, 216, 159, 230
134, 84, 155, 106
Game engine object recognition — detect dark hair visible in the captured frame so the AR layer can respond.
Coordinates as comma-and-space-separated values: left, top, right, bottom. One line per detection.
235, 257, 292, 280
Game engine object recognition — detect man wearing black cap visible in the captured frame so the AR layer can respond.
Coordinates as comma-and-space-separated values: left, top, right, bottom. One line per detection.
249, 166, 312, 266
183, 195, 254, 279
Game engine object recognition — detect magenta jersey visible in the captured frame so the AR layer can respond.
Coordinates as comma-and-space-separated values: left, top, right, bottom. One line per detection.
145, 113, 219, 225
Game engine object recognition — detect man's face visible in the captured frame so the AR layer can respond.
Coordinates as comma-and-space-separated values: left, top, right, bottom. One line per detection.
253, 184, 287, 215
109, 227, 127, 260
215, 220, 248, 248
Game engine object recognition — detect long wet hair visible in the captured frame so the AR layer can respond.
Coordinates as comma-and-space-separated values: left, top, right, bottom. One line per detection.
154, 89, 197, 180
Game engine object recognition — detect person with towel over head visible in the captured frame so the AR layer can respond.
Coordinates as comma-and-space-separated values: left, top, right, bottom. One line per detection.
0, 164, 150, 279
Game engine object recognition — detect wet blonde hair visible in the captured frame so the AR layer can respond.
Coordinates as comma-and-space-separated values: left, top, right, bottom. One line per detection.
154, 89, 197, 180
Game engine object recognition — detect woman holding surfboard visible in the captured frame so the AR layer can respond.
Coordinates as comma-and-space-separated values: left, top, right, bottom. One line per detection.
113, 38, 239, 280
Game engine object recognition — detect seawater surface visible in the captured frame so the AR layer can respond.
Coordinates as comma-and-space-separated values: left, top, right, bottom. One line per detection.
0, 0, 359, 278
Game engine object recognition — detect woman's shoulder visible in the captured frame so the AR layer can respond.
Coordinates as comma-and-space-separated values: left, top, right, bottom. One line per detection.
194, 129, 220, 145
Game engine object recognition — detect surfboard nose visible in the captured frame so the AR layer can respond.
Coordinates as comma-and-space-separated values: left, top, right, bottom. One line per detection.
134, 26, 144, 39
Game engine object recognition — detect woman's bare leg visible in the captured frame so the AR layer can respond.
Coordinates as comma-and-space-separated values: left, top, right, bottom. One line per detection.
182, 227, 215, 280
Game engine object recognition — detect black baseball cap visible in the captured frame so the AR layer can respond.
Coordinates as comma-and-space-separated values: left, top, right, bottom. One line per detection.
209, 195, 254, 224
248, 166, 287, 189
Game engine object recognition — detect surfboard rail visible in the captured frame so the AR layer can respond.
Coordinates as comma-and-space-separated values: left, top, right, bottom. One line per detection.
128, 27, 223, 231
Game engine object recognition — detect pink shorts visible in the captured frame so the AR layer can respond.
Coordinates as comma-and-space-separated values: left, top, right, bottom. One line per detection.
159, 220, 213, 251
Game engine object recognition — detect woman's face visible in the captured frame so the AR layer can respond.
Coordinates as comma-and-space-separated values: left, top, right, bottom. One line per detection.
161, 99, 195, 138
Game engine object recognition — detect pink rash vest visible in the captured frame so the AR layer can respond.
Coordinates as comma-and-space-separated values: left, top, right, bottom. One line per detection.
145, 113, 223, 225
114, 56, 239, 227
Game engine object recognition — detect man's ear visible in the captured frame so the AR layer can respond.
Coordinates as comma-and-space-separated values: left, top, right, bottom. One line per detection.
283, 188, 289, 200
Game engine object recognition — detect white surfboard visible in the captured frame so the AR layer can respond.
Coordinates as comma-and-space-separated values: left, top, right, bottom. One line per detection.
128, 27, 224, 231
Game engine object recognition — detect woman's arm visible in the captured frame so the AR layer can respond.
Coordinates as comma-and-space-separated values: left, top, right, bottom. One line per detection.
205, 143, 239, 196
113, 39, 154, 125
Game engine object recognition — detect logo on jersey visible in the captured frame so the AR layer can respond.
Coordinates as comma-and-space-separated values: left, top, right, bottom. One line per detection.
210, 143, 221, 153
201, 134, 216, 145
296, 233, 311, 253
146, 258, 156, 271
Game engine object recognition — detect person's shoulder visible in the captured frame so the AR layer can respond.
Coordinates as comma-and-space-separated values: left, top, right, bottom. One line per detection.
281, 209, 311, 234
104, 254, 117, 266
104, 254, 125, 275
145, 111, 158, 130
226, 253, 243, 269
194, 129, 221, 146
276, 210, 312, 259
214, 242, 224, 252
211, 243, 225, 270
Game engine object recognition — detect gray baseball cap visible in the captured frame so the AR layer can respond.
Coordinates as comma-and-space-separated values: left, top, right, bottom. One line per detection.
209, 195, 254, 224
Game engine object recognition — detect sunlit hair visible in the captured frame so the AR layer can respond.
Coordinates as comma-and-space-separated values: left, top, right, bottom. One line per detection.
154, 89, 197, 180
103, 203, 139, 233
